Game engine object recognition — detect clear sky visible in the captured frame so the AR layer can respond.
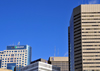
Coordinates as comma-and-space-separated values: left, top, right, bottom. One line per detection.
0, 0, 99, 61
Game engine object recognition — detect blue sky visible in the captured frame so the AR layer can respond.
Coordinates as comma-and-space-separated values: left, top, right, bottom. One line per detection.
0, 0, 100, 61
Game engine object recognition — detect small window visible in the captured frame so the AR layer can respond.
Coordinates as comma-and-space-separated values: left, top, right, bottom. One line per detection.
11, 54, 14, 56
10, 60, 13, 62
14, 51, 17, 52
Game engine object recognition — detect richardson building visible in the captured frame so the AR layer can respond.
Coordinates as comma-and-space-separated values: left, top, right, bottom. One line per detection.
0, 45, 32, 71
69, 4, 100, 71
21, 58, 60, 71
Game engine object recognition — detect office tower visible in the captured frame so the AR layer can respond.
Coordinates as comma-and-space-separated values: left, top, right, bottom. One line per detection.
0, 68, 12, 71
69, 4, 100, 71
0, 45, 31, 71
48, 57, 69, 71
21, 58, 60, 71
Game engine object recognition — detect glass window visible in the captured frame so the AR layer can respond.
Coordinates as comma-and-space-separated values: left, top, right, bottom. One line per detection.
11, 54, 14, 56
14, 51, 17, 52
10, 60, 13, 62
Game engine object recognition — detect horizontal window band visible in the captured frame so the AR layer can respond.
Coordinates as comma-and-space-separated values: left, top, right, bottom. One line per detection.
83, 52, 100, 53
82, 35, 100, 36
82, 12, 100, 14
82, 22, 100, 23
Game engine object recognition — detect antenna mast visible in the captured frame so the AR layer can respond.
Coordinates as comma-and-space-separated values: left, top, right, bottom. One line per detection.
18, 42, 20, 45
54, 46, 56, 57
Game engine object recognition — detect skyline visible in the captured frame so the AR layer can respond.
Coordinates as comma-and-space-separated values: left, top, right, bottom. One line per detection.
0, 0, 100, 61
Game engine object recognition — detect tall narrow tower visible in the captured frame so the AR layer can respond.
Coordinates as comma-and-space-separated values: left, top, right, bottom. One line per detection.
69, 4, 100, 71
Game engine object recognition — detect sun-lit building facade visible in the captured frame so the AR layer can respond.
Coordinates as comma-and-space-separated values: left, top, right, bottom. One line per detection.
21, 61, 60, 71
69, 4, 100, 71
0, 68, 12, 71
0, 45, 31, 71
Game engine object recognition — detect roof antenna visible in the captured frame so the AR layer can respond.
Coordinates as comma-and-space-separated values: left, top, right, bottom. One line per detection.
54, 46, 56, 57
85, 0, 86, 4
18, 42, 20, 45
82, 0, 83, 4
58, 48, 59, 56
64, 52, 68, 56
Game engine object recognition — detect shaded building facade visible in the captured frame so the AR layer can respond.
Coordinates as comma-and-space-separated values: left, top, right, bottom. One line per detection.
69, 4, 100, 71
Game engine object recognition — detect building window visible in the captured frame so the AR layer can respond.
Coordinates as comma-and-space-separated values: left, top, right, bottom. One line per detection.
11, 54, 14, 56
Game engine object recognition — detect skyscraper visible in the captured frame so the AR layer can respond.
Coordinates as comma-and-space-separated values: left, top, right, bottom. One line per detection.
48, 57, 69, 71
69, 4, 100, 71
0, 45, 31, 71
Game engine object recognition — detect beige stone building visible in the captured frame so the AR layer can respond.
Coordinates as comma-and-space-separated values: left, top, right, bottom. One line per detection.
69, 4, 100, 71
0, 68, 12, 71
48, 57, 69, 71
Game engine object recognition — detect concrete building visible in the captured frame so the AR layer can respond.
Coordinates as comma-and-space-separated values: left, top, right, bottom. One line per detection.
69, 4, 100, 71
0, 68, 12, 71
21, 58, 60, 71
0, 45, 31, 71
48, 57, 69, 71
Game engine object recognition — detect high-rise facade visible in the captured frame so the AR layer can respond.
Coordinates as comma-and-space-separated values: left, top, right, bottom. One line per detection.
69, 4, 100, 71
48, 57, 69, 71
0, 45, 31, 71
